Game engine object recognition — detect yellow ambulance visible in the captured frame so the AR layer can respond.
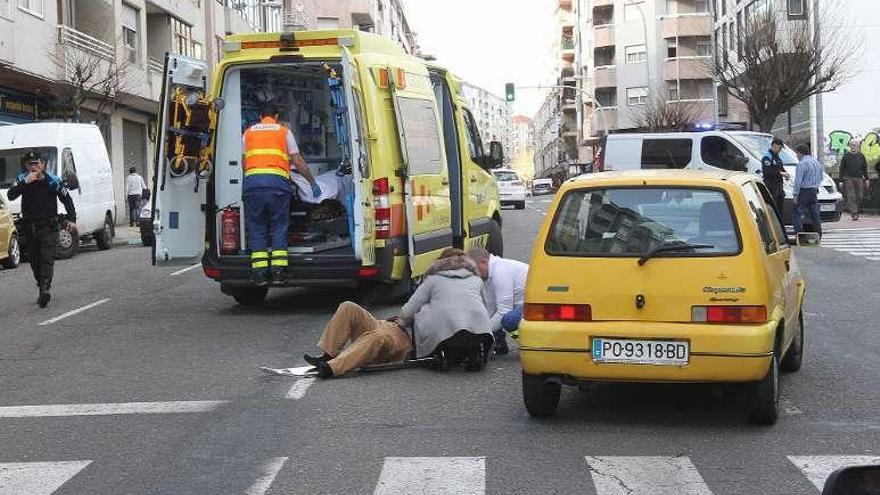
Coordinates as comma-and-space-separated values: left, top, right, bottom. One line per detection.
150, 30, 503, 304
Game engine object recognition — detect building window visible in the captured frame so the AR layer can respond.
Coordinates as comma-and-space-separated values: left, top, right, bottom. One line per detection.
695, 0, 709, 13
718, 87, 728, 116
215, 35, 224, 65
122, 4, 140, 64
0, 0, 12, 19
698, 81, 714, 99
624, 2, 644, 22
626, 87, 648, 106
17, 0, 42, 16
667, 82, 679, 101
625, 44, 647, 63
317, 16, 339, 29
596, 89, 617, 107
697, 40, 712, 56
720, 0, 726, 16
171, 17, 202, 59
788, 0, 806, 17
736, 12, 743, 57
667, 39, 677, 58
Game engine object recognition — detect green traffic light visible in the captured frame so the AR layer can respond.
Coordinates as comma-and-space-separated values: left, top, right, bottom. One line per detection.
505, 83, 515, 102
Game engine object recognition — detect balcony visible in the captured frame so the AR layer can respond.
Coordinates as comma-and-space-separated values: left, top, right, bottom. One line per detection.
667, 99, 714, 121
592, 107, 619, 135
594, 65, 617, 88
660, 13, 712, 39
594, 25, 615, 48
593, 0, 614, 7
663, 57, 712, 80
350, 0, 376, 28
56, 25, 115, 61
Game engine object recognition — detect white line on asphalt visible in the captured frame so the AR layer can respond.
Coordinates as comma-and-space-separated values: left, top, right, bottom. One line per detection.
585, 456, 712, 495
788, 455, 880, 490
245, 457, 289, 495
170, 263, 202, 276
374, 457, 485, 495
0, 400, 226, 418
285, 378, 315, 399
38, 298, 111, 326
0, 460, 92, 495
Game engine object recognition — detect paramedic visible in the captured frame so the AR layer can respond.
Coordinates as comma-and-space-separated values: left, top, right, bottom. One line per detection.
242, 105, 321, 286
7, 151, 77, 308
468, 246, 529, 356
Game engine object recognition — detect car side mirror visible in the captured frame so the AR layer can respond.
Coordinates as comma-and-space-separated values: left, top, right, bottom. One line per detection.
488, 141, 504, 167
64, 174, 80, 191
822, 465, 880, 495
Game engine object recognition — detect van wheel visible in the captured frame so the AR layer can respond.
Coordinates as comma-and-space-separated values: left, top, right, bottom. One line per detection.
55, 227, 79, 259
230, 287, 268, 306
2, 235, 20, 269
781, 312, 804, 372
95, 215, 114, 250
748, 355, 779, 425
515, 201, 526, 210
487, 218, 503, 257
522, 371, 561, 418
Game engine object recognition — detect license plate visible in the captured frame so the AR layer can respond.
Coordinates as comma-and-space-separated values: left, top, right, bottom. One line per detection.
592, 338, 689, 365
820, 204, 836, 212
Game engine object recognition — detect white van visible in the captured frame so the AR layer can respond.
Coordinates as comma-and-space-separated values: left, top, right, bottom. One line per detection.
492, 168, 527, 209
600, 131, 843, 224
0, 123, 117, 258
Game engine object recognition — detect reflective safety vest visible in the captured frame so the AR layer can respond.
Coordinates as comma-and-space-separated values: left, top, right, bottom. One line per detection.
243, 116, 291, 179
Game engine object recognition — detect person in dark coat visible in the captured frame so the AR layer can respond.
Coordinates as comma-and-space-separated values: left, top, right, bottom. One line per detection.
761, 138, 790, 219
839, 141, 869, 220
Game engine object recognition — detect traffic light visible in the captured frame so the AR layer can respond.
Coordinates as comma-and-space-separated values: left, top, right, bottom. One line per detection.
505, 83, 515, 102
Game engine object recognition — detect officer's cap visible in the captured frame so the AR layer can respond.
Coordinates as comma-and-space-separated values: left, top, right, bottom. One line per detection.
24, 151, 42, 164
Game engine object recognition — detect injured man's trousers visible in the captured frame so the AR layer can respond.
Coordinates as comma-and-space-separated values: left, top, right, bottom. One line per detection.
317, 301, 413, 376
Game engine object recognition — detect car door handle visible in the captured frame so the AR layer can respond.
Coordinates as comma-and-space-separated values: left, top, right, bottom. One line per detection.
441, 179, 449, 185
470, 176, 477, 183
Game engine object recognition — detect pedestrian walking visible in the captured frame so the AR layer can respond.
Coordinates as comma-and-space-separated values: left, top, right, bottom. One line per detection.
761, 137, 790, 219
467, 246, 529, 355
6, 151, 77, 308
791, 143, 824, 238
839, 141, 869, 220
124, 167, 147, 227
242, 105, 320, 287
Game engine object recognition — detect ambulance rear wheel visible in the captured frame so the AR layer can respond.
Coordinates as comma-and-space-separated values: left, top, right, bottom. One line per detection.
230, 287, 268, 306
487, 218, 503, 257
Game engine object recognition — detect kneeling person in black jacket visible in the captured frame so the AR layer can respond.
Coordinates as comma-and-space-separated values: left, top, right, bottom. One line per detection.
7, 151, 77, 308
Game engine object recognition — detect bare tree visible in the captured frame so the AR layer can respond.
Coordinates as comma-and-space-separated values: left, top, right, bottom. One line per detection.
713, 6, 859, 133
46, 38, 132, 124
631, 92, 700, 132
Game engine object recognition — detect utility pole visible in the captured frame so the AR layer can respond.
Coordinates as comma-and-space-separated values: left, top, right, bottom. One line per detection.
709, 0, 719, 124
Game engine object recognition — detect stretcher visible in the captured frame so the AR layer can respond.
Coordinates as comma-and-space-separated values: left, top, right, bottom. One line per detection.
259, 356, 440, 378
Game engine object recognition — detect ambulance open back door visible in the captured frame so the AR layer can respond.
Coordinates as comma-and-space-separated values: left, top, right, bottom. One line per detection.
151, 54, 215, 265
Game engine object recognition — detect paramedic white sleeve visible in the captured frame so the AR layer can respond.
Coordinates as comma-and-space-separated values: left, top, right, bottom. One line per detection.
286, 129, 299, 155
486, 256, 529, 332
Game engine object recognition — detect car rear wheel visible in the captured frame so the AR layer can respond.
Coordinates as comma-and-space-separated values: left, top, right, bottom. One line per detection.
230, 287, 268, 306
748, 355, 779, 425
515, 201, 525, 210
781, 312, 804, 372
95, 215, 114, 250
2, 235, 20, 269
55, 227, 79, 259
522, 371, 561, 418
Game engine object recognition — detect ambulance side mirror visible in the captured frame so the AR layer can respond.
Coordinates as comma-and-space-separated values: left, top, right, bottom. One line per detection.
488, 141, 504, 167
822, 465, 880, 495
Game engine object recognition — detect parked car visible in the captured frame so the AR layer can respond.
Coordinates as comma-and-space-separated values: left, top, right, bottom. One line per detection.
0, 193, 20, 269
532, 178, 554, 196
492, 169, 527, 209
600, 130, 843, 225
0, 123, 117, 259
519, 170, 805, 424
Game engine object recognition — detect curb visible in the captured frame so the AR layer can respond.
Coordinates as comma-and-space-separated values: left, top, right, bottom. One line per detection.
112, 238, 143, 247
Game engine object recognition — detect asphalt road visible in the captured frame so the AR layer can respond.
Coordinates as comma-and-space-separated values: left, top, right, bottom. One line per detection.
1, 198, 879, 494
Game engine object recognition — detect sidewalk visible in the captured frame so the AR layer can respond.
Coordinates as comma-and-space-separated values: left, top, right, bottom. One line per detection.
825, 213, 880, 232
112, 226, 144, 247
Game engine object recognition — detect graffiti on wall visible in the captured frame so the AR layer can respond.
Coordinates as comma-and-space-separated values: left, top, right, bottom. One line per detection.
828, 129, 880, 167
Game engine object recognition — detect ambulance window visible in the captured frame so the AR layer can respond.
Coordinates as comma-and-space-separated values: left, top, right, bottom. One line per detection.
462, 109, 484, 161
61, 148, 78, 181
701, 136, 748, 171
641, 139, 692, 169
395, 96, 443, 175
741, 182, 778, 254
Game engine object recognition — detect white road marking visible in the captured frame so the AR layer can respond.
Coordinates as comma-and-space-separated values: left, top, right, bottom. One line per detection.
374, 457, 485, 495
0, 460, 92, 495
0, 400, 226, 418
285, 378, 315, 399
38, 298, 111, 326
821, 229, 880, 261
788, 455, 880, 490
170, 263, 202, 276
245, 457, 289, 495
585, 456, 713, 495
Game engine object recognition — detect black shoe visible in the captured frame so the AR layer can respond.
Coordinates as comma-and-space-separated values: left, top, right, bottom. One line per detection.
493, 331, 509, 356
252, 269, 269, 287
303, 353, 332, 367
465, 341, 486, 372
37, 282, 51, 308
314, 360, 334, 379
270, 267, 287, 286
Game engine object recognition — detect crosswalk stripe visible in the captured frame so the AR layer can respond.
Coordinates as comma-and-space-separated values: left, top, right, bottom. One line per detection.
373, 457, 485, 495
788, 455, 880, 490
0, 460, 91, 495
245, 457, 289, 495
821, 229, 880, 261
0, 401, 226, 418
585, 456, 712, 495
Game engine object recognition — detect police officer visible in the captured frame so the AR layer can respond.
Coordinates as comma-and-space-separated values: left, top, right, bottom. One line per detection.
242, 105, 321, 286
7, 151, 77, 308
761, 137, 791, 219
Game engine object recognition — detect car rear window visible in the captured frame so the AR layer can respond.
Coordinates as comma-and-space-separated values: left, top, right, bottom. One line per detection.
545, 187, 741, 256
493, 171, 519, 182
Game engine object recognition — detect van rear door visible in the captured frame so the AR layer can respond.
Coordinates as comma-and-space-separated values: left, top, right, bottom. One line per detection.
151, 54, 213, 265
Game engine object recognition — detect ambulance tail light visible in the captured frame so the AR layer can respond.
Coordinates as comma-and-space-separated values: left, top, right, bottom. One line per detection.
691, 305, 767, 324
373, 178, 391, 239
220, 208, 240, 255
203, 267, 221, 280
524, 303, 592, 322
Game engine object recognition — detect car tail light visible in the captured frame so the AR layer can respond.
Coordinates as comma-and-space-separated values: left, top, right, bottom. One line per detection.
373, 178, 391, 239
524, 303, 592, 321
511, 180, 523, 186
357, 266, 380, 278
203, 267, 221, 280
220, 208, 240, 255
691, 305, 767, 323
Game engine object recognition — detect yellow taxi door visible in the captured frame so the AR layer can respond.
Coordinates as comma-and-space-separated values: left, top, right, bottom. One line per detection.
755, 182, 801, 337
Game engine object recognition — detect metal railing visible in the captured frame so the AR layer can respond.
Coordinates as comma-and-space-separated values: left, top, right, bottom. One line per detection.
148, 57, 164, 73
56, 25, 115, 61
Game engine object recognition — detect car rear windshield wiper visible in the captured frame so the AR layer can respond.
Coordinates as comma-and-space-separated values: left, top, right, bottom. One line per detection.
637, 241, 715, 266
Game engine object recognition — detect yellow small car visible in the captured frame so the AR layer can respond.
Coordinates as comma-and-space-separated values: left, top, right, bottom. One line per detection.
0, 194, 20, 270
519, 170, 805, 424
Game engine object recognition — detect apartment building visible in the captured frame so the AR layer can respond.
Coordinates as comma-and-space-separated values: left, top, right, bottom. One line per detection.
532, 87, 566, 183
0, 0, 270, 222
460, 82, 514, 166
510, 114, 535, 179
281, 0, 417, 54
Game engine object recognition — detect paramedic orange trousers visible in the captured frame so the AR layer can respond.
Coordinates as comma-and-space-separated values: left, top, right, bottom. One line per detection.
317, 302, 412, 376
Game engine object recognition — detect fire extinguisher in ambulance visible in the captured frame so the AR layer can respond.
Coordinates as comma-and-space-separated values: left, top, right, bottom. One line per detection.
220, 207, 241, 256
